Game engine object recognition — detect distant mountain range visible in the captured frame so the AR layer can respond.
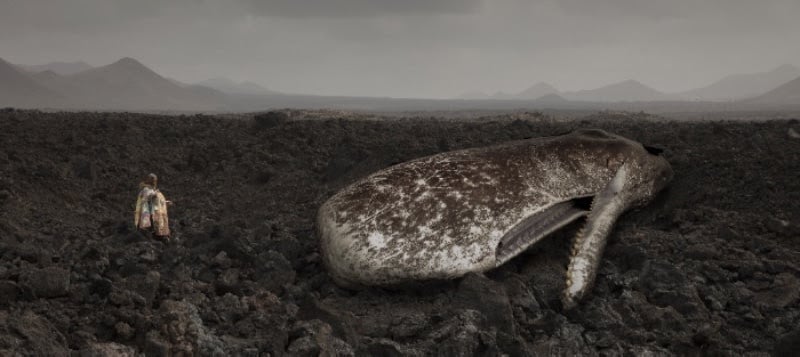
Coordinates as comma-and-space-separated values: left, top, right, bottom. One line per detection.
0, 58, 63, 107
16, 61, 94, 76
519, 82, 560, 100
460, 80, 669, 102
676, 64, 800, 101
2, 56, 800, 112
563, 80, 666, 102
1, 57, 246, 110
458, 65, 800, 104
751, 76, 800, 104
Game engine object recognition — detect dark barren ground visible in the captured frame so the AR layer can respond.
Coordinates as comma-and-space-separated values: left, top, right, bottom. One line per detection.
0, 109, 799, 356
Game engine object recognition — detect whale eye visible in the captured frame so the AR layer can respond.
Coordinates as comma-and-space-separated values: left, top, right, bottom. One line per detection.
643, 145, 664, 156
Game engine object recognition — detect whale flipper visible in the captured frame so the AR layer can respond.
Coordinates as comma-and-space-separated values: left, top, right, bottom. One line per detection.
495, 201, 588, 265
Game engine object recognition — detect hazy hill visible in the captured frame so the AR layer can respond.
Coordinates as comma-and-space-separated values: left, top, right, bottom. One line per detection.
18, 61, 93, 76
58, 57, 228, 110
0, 57, 63, 107
517, 82, 559, 99
196, 77, 278, 96
678, 64, 800, 101
750, 76, 800, 104
461, 80, 666, 102
6, 57, 231, 110
563, 80, 667, 102
532, 93, 569, 104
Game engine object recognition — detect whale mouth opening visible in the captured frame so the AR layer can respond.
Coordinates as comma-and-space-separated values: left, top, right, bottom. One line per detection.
495, 197, 593, 265
573, 196, 593, 211
643, 144, 664, 156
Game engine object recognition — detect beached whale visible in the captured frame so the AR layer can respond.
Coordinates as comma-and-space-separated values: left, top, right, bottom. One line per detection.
317, 129, 673, 308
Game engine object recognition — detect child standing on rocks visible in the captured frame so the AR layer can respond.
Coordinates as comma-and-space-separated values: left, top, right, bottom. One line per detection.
134, 173, 173, 240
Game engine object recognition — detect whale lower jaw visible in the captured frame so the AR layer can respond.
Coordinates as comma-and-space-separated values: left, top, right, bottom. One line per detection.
562, 163, 630, 309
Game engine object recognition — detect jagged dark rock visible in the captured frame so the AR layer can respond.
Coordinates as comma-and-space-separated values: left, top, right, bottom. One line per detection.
20, 266, 71, 298
0, 110, 798, 354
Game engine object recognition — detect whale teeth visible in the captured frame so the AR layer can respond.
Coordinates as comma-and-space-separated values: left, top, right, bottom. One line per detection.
565, 225, 586, 294
570, 226, 586, 259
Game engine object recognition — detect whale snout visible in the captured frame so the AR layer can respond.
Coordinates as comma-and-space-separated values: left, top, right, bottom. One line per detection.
652, 153, 674, 193
631, 149, 673, 206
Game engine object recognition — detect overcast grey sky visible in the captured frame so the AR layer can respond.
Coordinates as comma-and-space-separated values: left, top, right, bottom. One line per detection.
1, 0, 799, 98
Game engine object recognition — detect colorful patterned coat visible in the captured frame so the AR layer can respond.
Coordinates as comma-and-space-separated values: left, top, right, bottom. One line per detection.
134, 184, 170, 237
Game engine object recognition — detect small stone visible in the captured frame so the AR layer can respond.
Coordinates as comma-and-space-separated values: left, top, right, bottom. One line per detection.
685, 244, 718, 260
256, 250, 296, 294
144, 331, 171, 356
90, 277, 113, 298
79, 342, 135, 357
139, 249, 158, 263
287, 336, 320, 356
387, 312, 428, 339
432, 310, 499, 356
288, 320, 354, 357
108, 290, 133, 306
8, 311, 69, 355
157, 300, 226, 355
115, 321, 135, 340
362, 339, 405, 357
705, 295, 725, 311
766, 218, 792, 236
72, 159, 96, 181
215, 268, 240, 294
788, 127, 800, 139
755, 273, 800, 309
240, 348, 259, 357
504, 276, 541, 314
213, 251, 232, 268
639, 260, 708, 316
0, 189, 12, 202
123, 271, 161, 305
214, 293, 247, 323
0, 280, 19, 305
774, 328, 800, 357
22, 267, 70, 298
454, 273, 515, 331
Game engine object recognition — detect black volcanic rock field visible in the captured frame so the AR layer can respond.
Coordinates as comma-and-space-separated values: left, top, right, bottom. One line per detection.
0, 109, 799, 355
